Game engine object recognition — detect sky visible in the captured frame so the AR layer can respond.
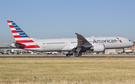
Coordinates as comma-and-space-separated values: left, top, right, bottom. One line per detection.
0, 0, 135, 46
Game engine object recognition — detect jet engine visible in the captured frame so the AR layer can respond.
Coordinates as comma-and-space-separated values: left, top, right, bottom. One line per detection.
91, 45, 105, 52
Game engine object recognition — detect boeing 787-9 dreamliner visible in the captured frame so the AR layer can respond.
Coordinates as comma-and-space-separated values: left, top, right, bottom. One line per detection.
7, 20, 134, 57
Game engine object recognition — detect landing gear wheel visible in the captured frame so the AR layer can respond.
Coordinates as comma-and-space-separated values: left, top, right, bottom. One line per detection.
73, 53, 77, 57
66, 54, 74, 57
73, 52, 82, 57
78, 53, 82, 57
76, 53, 82, 57
66, 51, 82, 57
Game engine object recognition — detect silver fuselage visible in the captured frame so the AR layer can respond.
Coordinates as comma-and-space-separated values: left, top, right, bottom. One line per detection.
26, 36, 133, 52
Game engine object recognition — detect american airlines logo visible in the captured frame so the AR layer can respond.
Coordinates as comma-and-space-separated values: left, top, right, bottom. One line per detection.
116, 37, 122, 43
93, 37, 122, 44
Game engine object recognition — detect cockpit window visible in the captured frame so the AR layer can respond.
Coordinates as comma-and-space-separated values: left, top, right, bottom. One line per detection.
129, 40, 131, 41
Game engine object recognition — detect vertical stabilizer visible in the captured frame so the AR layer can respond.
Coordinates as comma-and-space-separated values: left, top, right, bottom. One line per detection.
7, 20, 40, 49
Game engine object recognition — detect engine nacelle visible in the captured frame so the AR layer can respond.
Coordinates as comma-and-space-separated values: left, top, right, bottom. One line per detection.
91, 45, 105, 52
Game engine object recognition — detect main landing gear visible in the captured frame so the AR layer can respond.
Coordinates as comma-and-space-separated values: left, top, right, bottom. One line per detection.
66, 51, 82, 57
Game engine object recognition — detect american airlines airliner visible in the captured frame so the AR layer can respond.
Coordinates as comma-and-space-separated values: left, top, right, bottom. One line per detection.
7, 20, 134, 57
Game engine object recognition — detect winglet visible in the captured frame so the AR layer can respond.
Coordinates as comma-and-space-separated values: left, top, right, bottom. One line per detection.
75, 33, 92, 47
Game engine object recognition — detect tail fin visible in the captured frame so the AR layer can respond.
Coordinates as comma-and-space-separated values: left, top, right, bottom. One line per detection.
7, 20, 40, 49
7, 20, 29, 40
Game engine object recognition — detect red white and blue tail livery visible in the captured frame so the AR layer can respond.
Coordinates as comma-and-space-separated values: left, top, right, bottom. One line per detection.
7, 20, 134, 57
7, 20, 40, 49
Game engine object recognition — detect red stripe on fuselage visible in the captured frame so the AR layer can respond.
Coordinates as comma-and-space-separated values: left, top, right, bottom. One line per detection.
14, 35, 21, 38
24, 45, 40, 48
19, 45, 40, 49
16, 40, 34, 43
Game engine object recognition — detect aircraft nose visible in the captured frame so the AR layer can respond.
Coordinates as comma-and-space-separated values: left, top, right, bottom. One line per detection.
131, 42, 134, 46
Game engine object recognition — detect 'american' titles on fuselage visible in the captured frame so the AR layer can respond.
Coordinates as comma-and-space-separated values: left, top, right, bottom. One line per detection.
93, 39, 119, 44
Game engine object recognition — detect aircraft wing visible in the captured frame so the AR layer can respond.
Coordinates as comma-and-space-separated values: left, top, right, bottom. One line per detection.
75, 33, 92, 48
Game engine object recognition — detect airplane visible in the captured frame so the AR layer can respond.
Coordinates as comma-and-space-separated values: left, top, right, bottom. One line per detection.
7, 20, 134, 57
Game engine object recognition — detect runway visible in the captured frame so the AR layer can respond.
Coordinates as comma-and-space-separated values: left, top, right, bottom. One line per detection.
0, 55, 135, 58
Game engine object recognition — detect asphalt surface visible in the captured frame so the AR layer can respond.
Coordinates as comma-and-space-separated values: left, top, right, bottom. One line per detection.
0, 55, 135, 58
